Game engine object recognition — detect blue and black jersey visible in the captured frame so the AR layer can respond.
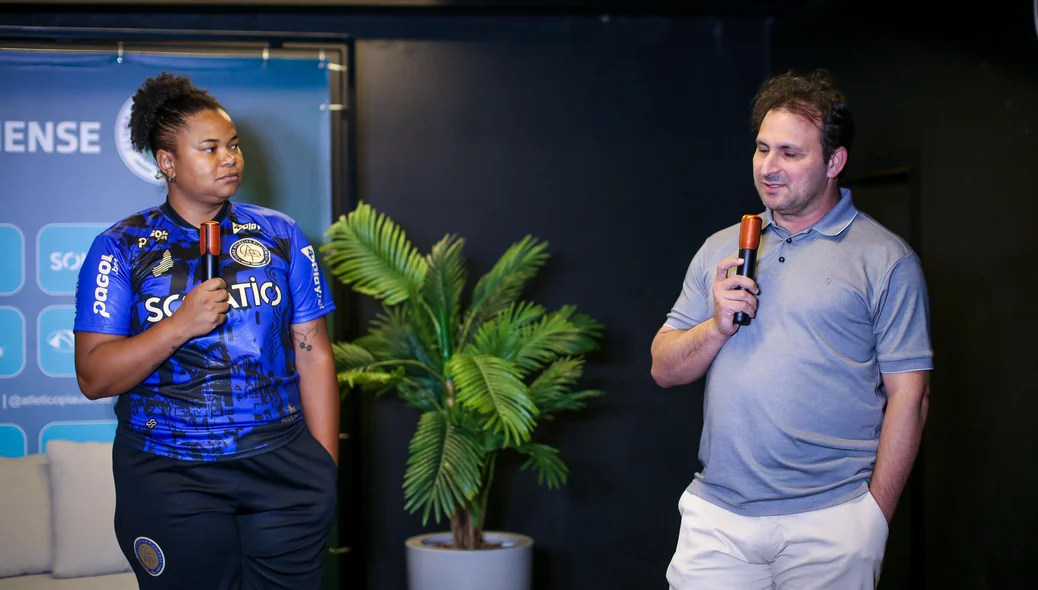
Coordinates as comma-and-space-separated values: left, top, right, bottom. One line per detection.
74, 200, 336, 462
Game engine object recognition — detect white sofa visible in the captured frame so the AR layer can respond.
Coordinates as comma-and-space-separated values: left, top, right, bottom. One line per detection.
0, 442, 138, 589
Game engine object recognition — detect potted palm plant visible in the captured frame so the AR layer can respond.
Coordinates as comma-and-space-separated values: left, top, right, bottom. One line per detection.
321, 202, 604, 590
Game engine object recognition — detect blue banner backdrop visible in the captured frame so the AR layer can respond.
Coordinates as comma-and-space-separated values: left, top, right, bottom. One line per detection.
0, 49, 333, 457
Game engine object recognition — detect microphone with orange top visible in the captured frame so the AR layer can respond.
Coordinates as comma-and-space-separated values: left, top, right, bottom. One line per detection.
733, 214, 762, 326
199, 221, 221, 281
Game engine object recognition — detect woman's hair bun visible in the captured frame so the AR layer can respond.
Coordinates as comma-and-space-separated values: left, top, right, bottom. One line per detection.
128, 72, 220, 154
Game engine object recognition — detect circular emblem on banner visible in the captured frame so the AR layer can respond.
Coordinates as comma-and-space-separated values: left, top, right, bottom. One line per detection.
115, 97, 163, 185
229, 238, 271, 268
133, 537, 165, 576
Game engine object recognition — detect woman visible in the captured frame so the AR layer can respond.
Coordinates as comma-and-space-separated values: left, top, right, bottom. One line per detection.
73, 72, 339, 589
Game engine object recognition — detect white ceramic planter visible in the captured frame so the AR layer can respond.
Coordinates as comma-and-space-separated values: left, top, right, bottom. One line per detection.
405, 531, 533, 590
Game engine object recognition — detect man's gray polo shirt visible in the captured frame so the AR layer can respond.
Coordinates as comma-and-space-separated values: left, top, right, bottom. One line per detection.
665, 188, 933, 516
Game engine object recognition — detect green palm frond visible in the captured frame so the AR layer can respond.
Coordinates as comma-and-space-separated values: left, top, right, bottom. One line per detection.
468, 306, 595, 375
407, 304, 444, 373
321, 202, 427, 305
466, 302, 545, 360
518, 443, 568, 489
396, 378, 444, 412
367, 307, 441, 372
448, 353, 537, 446
352, 333, 391, 361
337, 368, 402, 393
458, 236, 549, 347
476, 424, 507, 454
403, 411, 483, 525
331, 342, 376, 371
528, 357, 584, 406
422, 234, 467, 361
511, 309, 585, 374
545, 389, 603, 413
560, 307, 605, 355
527, 357, 603, 415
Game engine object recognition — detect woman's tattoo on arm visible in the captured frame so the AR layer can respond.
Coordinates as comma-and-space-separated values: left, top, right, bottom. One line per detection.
293, 324, 318, 352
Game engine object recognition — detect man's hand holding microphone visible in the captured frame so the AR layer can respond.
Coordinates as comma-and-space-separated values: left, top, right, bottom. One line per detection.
710, 214, 761, 338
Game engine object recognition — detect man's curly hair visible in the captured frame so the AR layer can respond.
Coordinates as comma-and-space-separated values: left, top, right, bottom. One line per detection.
751, 69, 854, 166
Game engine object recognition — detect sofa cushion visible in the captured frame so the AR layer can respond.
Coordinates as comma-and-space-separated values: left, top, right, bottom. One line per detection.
45, 441, 132, 578
0, 454, 52, 577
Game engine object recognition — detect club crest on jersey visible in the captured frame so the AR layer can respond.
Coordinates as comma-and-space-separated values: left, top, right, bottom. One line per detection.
133, 537, 165, 576
229, 238, 270, 268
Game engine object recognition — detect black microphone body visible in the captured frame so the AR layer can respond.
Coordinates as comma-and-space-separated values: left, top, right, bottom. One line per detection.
732, 214, 762, 327
732, 248, 757, 326
203, 253, 219, 281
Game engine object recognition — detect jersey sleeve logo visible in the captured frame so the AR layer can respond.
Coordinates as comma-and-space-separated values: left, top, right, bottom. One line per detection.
300, 245, 325, 309
229, 238, 271, 268
92, 253, 118, 319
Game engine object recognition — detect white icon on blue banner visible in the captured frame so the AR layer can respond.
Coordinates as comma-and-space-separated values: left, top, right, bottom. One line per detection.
37, 223, 109, 295
38, 305, 77, 378
0, 307, 26, 378
0, 224, 25, 295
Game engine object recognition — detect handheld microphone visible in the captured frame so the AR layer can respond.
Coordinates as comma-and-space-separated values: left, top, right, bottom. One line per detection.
733, 214, 762, 326
199, 221, 220, 281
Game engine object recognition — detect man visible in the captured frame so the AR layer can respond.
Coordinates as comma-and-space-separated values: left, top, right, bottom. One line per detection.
651, 70, 932, 589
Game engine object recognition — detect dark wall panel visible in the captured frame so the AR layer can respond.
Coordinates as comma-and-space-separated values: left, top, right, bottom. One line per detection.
353, 21, 769, 589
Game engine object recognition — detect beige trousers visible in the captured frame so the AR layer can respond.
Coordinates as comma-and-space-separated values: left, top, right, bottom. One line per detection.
666, 489, 889, 589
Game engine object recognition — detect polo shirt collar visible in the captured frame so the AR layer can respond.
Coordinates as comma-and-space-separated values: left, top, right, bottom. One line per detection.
760, 187, 857, 237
